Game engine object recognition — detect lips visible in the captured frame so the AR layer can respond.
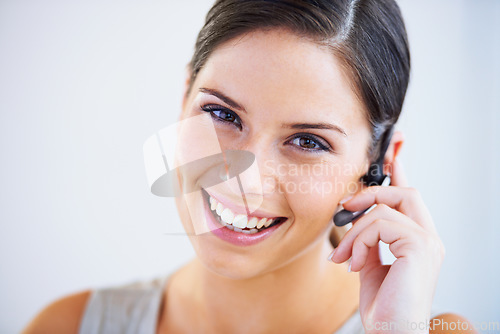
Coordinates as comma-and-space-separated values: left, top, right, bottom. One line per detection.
201, 188, 288, 246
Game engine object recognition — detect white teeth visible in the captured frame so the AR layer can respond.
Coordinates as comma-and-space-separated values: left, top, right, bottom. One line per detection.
232, 214, 248, 229
220, 208, 234, 225
256, 218, 267, 229
247, 217, 258, 228
208, 194, 283, 233
216, 202, 224, 216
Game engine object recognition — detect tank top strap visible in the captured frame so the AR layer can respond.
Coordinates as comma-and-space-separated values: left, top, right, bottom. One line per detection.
79, 274, 170, 334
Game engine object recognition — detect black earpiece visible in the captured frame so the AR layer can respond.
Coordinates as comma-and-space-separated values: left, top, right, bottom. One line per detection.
333, 126, 394, 227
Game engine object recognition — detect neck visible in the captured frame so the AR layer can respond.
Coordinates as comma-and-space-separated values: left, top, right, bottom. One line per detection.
164, 237, 359, 333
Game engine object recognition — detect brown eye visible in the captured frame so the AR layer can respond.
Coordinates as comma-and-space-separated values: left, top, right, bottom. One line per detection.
298, 137, 317, 149
291, 136, 320, 150
202, 104, 242, 129
214, 110, 235, 122
287, 134, 332, 153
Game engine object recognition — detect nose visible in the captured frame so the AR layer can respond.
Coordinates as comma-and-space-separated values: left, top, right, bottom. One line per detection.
226, 136, 280, 204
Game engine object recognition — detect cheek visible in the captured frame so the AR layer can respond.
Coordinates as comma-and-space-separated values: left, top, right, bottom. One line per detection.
175, 113, 222, 167
282, 174, 340, 227
281, 163, 363, 226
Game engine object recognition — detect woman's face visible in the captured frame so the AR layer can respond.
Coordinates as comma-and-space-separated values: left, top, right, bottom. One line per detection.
175, 29, 372, 279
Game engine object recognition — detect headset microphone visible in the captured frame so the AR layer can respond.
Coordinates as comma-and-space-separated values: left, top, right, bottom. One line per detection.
333, 126, 394, 227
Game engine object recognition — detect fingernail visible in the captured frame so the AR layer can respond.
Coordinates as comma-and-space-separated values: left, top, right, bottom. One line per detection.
347, 262, 352, 272
327, 249, 336, 262
339, 195, 353, 205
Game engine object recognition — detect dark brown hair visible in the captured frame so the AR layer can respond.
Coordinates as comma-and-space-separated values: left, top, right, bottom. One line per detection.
187, 0, 410, 162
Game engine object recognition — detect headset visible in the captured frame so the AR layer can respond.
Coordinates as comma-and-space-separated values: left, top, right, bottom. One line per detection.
333, 125, 394, 227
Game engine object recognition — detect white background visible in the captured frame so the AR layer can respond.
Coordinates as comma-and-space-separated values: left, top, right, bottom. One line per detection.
1, 0, 499, 332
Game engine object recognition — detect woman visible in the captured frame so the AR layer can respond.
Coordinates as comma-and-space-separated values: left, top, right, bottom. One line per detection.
24, 0, 475, 333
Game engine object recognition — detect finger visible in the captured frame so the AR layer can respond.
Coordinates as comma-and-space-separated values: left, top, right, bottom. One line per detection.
342, 186, 436, 233
360, 244, 385, 275
359, 249, 390, 308
390, 157, 408, 187
349, 219, 422, 272
331, 204, 418, 263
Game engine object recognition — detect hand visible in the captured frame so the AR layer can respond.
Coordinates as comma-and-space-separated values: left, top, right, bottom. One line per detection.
330, 158, 445, 333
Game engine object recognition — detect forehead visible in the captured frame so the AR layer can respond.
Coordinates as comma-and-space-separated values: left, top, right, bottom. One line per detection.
193, 29, 369, 133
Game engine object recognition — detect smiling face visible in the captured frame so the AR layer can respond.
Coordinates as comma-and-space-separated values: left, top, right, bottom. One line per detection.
175, 29, 372, 279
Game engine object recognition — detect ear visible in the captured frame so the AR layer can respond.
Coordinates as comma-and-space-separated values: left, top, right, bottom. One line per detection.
383, 129, 404, 176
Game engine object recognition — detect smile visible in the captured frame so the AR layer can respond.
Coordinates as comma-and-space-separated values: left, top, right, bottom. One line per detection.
201, 189, 288, 246
208, 194, 286, 234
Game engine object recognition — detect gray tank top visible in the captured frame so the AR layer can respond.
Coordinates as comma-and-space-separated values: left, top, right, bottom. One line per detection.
79, 274, 439, 334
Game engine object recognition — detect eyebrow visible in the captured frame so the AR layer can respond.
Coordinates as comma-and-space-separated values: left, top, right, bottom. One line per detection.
199, 88, 246, 112
283, 122, 348, 137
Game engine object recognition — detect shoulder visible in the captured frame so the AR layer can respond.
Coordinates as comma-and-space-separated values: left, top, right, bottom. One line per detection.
22, 290, 92, 334
430, 313, 477, 334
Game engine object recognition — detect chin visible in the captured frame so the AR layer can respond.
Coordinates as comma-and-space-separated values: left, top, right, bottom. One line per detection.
194, 244, 276, 280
